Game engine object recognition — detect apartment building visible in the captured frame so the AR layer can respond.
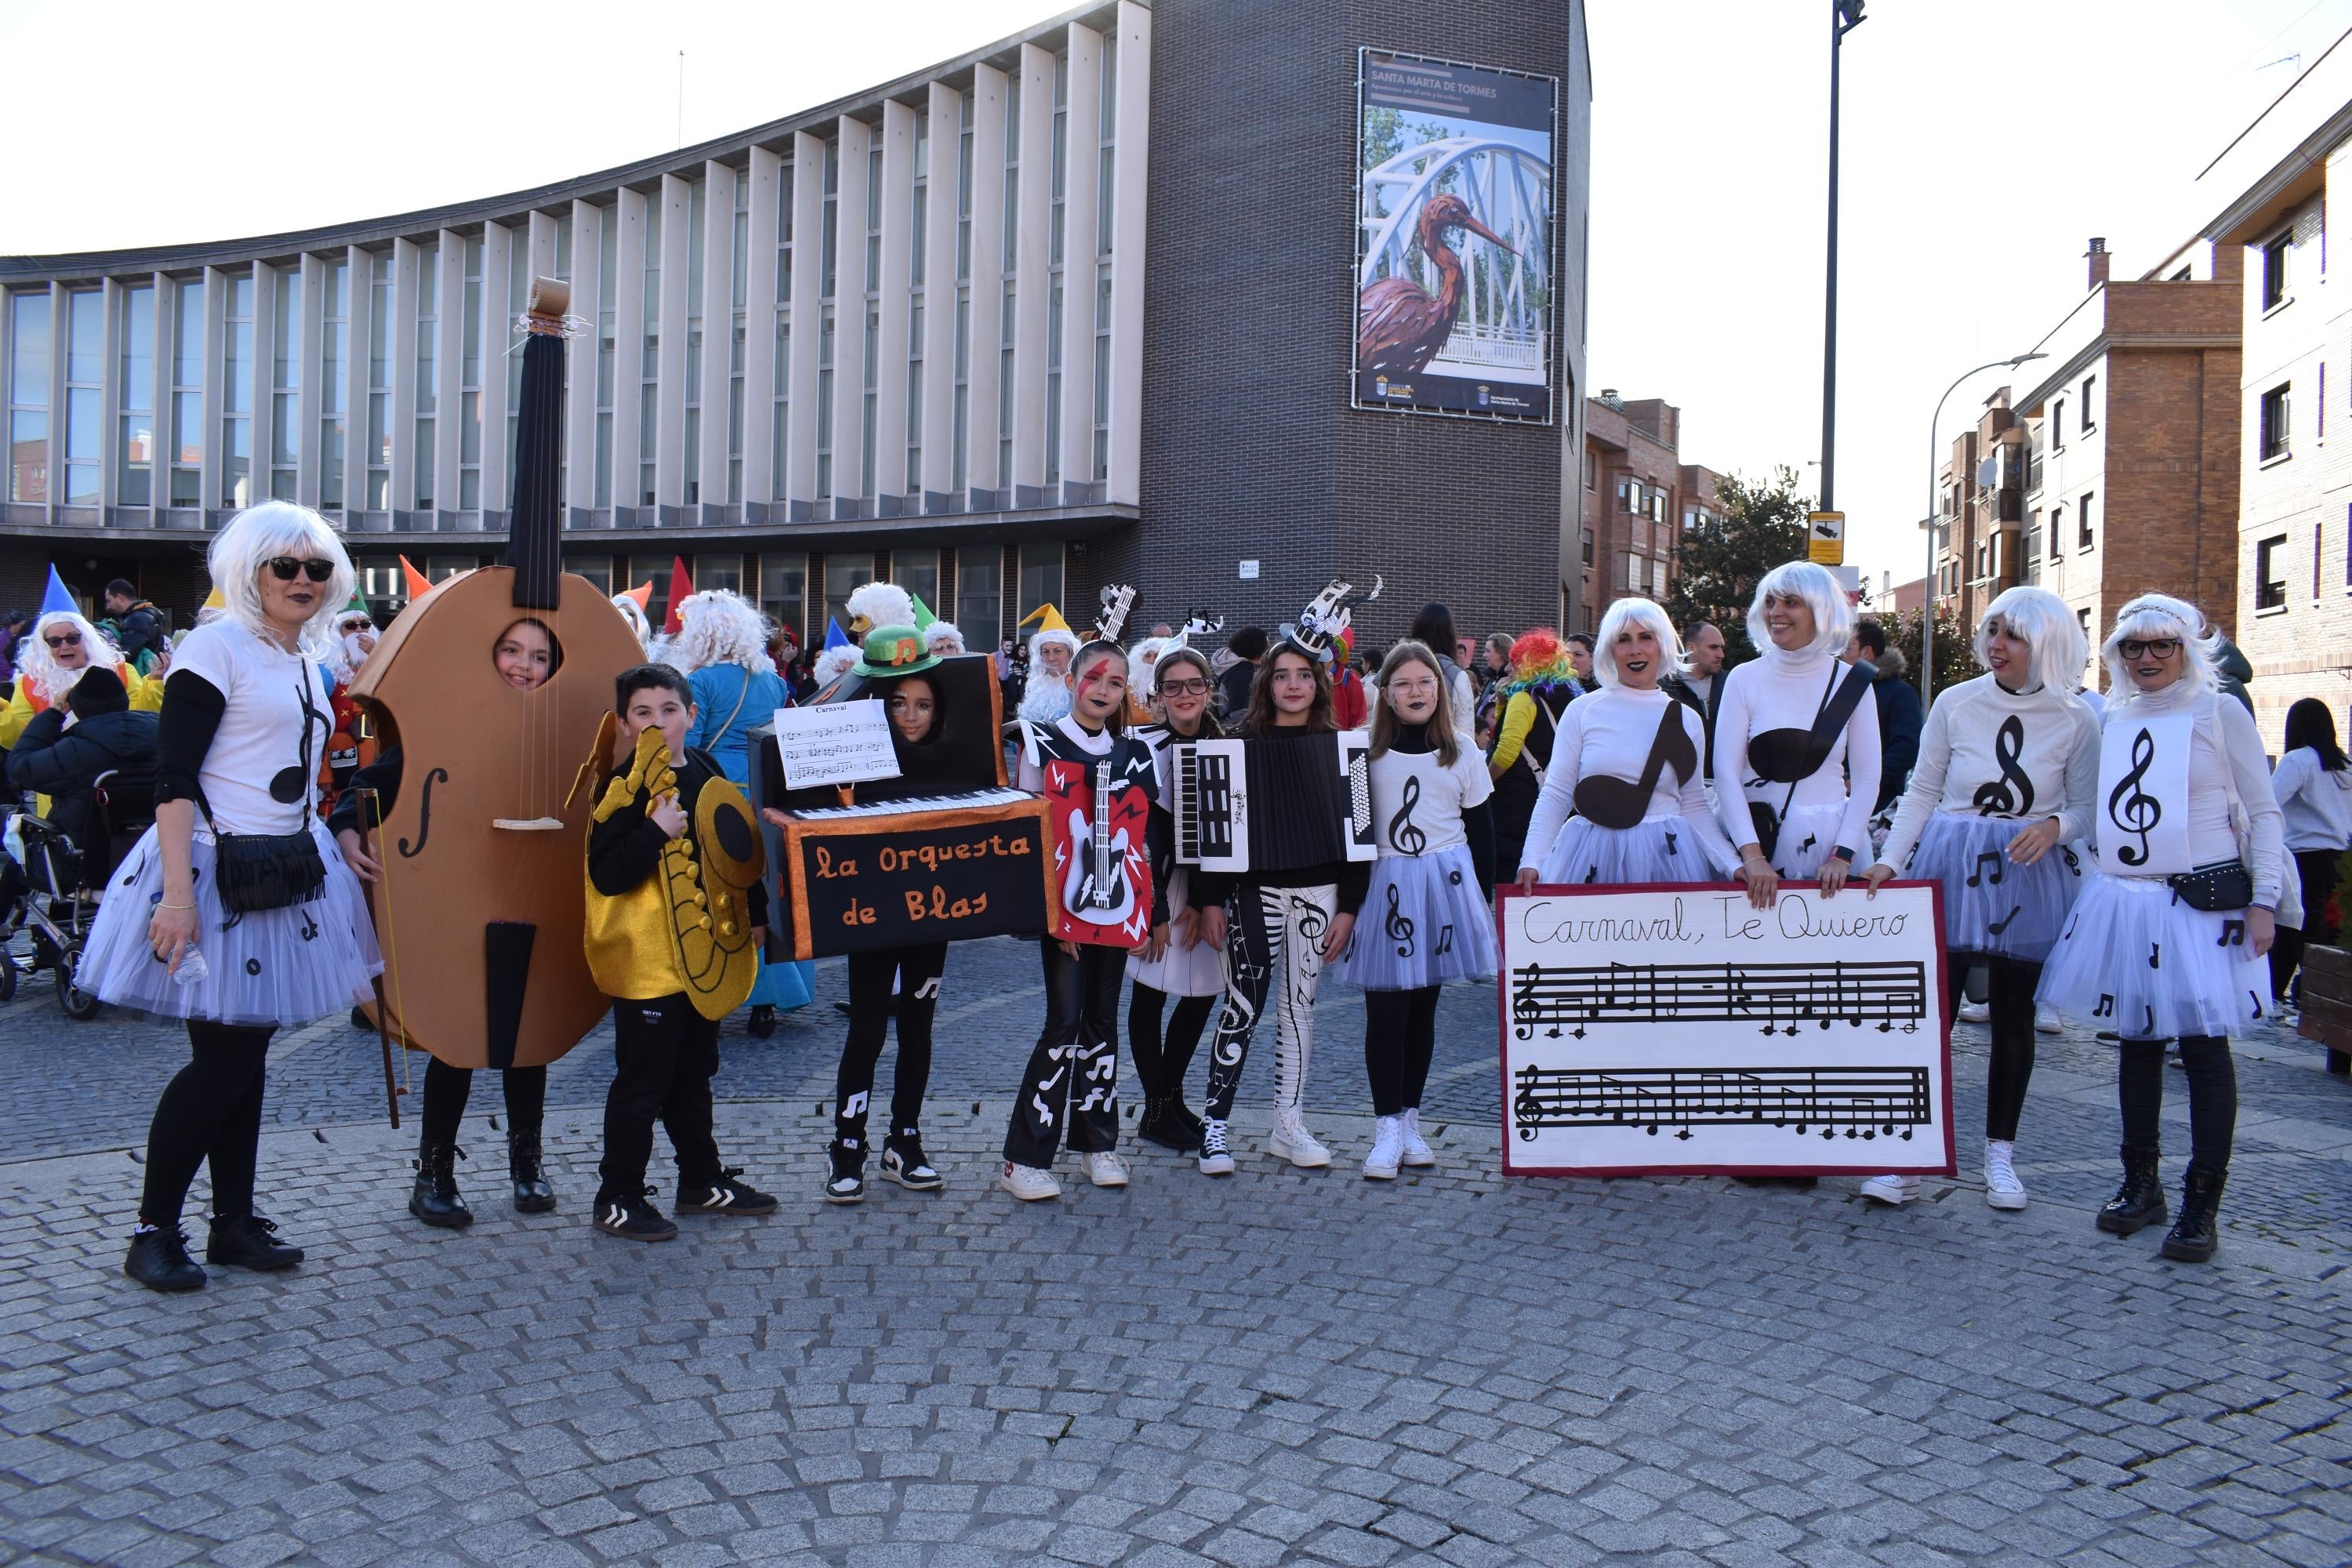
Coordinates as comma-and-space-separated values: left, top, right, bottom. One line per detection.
1575, 390, 1718, 634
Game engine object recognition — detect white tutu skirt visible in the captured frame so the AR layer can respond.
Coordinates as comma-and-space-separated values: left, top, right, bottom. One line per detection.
2036, 873, 2270, 1041
78, 821, 384, 1029
1327, 845, 1497, 991
1534, 815, 1719, 887
1126, 866, 1226, 997
1757, 800, 1849, 881
1907, 811, 2085, 964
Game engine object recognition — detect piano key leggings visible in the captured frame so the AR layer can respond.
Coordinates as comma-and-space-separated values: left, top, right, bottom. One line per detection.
1203, 884, 1339, 1123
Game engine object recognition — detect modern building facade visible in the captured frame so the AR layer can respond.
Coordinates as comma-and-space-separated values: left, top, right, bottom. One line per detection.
2190, 34, 2352, 750
1929, 384, 2024, 634
2, 0, 1591, 652
1574, 391, 1716, 635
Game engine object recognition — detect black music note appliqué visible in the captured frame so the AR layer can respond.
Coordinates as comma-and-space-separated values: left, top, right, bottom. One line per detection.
2107, 726, 2162, 867
1971, 714, 2035, 818
1965, 851, 2005, 888
1388, 775, 1428, 856
1384, 883, 1417, 958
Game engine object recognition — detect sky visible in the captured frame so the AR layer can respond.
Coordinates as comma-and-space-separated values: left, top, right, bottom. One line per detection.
6, 0, 2351, 599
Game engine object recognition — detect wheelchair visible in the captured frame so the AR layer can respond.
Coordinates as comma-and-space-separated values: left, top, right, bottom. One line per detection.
0, 769, 157, 1019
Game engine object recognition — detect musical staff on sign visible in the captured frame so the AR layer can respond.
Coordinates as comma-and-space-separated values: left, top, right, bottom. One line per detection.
1510, 1064, 1929, 1142
1508, 959, 1929, 1040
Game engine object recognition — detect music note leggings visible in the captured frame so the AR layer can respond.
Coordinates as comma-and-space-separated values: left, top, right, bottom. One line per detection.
1203, 884, 1339, 1123
1003, 941, 1125, 1168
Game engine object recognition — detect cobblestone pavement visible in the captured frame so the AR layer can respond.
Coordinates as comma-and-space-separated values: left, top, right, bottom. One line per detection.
2, 933, 2348, 1566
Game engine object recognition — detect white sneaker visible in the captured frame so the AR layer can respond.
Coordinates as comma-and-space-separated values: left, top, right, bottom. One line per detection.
1197, 1120, 1236, 1177
2034, 1006, 2062, 1036
1984, 1139, 2028, 1210
1081, 1151, 1129, 1189
1956, 1000, 1990, 1024
1363, 1116, 1404, 1181
1860, 1174, 1918, 1206
1000, 1162, 1061, 1202
1269, 1110, 1331, 1169
1399, 1108, 1436, 1168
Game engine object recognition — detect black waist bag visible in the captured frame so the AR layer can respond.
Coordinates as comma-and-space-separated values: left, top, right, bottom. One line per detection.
214, 828, 327, 913
2166, 859, 2252, 914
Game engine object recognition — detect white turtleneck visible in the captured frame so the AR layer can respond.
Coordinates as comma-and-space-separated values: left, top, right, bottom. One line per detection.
1711, 649, 1882, 858
1519, 684, 1740, 875
1876, 674, 2100, 873
2101, 680, 2286, 906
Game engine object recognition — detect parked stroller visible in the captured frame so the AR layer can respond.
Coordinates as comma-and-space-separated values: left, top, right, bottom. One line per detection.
0, 770, 156, 1018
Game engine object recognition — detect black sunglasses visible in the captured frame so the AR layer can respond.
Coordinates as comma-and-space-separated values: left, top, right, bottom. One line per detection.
266, 557, 336, 583
44, 631, 82, 648
2119, 637, 2181, 659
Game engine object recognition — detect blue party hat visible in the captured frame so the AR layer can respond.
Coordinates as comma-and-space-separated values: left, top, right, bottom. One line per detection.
822, 618, 851, 652
39, 566, 77, 619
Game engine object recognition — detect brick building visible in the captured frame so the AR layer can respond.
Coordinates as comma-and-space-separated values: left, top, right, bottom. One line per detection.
1573, 390, 1718, 635
1929, 385, 2025, 633
2005, 238, 2243, 691
2191, 36, 2352, 750
0, 1, 1593, 652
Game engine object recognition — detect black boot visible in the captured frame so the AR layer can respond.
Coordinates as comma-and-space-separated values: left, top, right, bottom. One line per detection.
1169, 1099, 1205, 1148
1136, 1096, 1192, 1152
2096, 1145, 2169, 1236
408, 1141, 474, 1229
747, 1004, 778, 1038
508, 1131, 556, 1214
207, 1213, 303, 1271
125, 1225, 206, 1292
2159, 1164, 2225, 1263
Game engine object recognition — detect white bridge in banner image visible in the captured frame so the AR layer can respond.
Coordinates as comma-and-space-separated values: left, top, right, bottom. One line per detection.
1359, 136, 1552, 380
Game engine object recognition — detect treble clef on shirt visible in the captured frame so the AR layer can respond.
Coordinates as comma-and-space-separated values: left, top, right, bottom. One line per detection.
1385, 882, 1417, 957
1388, 775, 1428, 855
2107, 725, 2161, 866
1970, 714, 2035, 818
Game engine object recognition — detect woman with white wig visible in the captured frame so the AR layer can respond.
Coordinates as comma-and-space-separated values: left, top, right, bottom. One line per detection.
669, 588, 811, 1032
1713, 561, 1882, 901
1, 606, 163, 748
2033, 593, 2283, 1263
1860, 586, 2099, 1210
1514, 597, 1742, 892
82, 502, 383, 1293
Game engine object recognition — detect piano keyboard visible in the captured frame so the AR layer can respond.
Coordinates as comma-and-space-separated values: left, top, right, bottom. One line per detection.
1176, 742, 1240, 864
789, 786, 1033, 821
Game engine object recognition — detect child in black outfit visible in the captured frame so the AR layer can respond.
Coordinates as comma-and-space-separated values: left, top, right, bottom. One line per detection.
584, 664, 779, 1242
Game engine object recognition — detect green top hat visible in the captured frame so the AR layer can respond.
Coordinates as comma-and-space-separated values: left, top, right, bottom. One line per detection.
851, 622, 944, 679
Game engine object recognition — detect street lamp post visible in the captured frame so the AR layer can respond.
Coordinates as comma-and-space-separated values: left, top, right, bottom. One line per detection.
1922, 351, 2047, 706
1820, 0, 1867, 511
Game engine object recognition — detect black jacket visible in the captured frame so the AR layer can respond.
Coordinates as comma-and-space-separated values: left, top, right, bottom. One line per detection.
1866, 648, 1926, 814
1662, 671, 1724, 781
5, 706, 160, 843
112, 602, 164, 662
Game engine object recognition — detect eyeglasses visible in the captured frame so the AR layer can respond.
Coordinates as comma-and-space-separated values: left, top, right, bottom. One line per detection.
44, 631, 82, 648
2118, 638, 2181, 659
1158, 678, 1210, 696
266, 557, 336, 583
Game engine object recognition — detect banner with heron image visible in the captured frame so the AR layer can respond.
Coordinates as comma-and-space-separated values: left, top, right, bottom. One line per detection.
1355, 49, 1557, 422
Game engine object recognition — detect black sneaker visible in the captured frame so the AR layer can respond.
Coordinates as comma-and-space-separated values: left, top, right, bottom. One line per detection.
593, 1185, 678, 1243
125, 1226, 206, 1292
881, 1133, 943, 1192
205, 1214, 303, 1271
675, 1167, 779, 1216
823, 1141, 866, 1205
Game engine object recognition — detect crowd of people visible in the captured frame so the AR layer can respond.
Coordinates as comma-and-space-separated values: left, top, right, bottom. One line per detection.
2, 506, 2347, 1292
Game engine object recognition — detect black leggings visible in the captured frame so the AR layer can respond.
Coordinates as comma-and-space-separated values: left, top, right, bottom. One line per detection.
833, 942, 947, 1148
1128, 984, 1215, 1106
1949, 954, 2042, 1142
1363, 985, 1441, 1117
2270, 848, 2342, 1002
140, 1021, 276, 1227
2118, 1034, 2236, 1171
419, 1059, 547, 1147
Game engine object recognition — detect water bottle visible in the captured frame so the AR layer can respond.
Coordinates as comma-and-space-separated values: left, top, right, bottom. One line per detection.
172, 946, 209, 987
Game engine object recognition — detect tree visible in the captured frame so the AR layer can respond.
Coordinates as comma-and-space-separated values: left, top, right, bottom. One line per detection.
1662, 465, 1813, 667
1872, 603, 1979, 698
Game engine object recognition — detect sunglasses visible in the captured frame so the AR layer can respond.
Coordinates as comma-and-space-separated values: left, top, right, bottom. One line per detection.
339, 618, 375, 632
2119, 638, 2181, 659
44, 631, 83, 648
1158, 677, 1210, 697
266, 557, 336, 583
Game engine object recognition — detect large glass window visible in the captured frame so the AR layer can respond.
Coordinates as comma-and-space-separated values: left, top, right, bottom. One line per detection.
1045, 276, 1062, 487
365, 254, 390, 508
758, 551, 808, 648
1003, 75, 1021, 273
354, 555, 412, 622
956, 89, 975, 283
685, 178, 706, 505
563, 554, 611, 595
596, 203, 617, 508
639, 215, 659, 506
1017, 541, 1062, 622
728, 174, 748, 504
953, 290, 970, 493
118, 283, 155, 506
64, 290, 102, 505
816, 305, 835, 499
1050, 51, 1068, 267
955, 545, 1000, 644
413, 242, 438, 510
821, 138, 839, 302
1098, 32, 1118, 258
861, 303, 878, 499
319, 260, 347, 509
770, 318, 790, 503
891, 548, 939, 614
1092, 263, 1111, 481
629, 554, 675, 628
693, 552, 742, 595
221, 272, 255, 508
172, 278, 205, 506
998, 281, 1015, 485
824, 554, 875, 633
906, 301, 924, 494
269, 268, 300, 501
459, 236, 483, 510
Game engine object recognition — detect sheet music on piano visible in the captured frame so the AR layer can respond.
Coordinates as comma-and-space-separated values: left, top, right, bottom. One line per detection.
1496, 882, 1955, 1178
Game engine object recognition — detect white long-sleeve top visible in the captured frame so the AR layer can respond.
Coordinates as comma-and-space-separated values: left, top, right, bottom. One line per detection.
1876, 675, 2100, 872
2271, 746, 2352, 854
1519, 685, 1740, 875
1711, 651, 1882, 858
2103, 681, 2288, 906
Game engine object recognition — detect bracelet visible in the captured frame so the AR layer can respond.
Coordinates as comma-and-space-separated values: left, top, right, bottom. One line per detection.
158, 900, 196, 911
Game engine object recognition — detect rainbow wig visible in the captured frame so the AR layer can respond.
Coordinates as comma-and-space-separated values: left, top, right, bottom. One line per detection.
1500, 628, 1577, 699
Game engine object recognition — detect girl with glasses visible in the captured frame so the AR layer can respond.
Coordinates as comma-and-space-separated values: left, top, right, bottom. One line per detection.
2034, 594, 2285, 1263
78, 503, 383, 1293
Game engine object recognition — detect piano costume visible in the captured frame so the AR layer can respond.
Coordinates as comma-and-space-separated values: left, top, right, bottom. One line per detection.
1517, 685, 1740, 887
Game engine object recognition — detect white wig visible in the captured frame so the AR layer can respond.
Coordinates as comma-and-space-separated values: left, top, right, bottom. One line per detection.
1975, 586, 2085, 696
1592, 597, 1685, 689
611, 593, 653, 651
207, 501, 356, 659
924, 619, 967, 657
1029, 626, 1080, 666
2100, 592, 2220, 704
813, 643, 860, 687
1128, 636, 1164, 672
844, 581, 915, 632
1745, 560, 1854, 662
15, 611, 125, 705
664, 589, 777, 677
